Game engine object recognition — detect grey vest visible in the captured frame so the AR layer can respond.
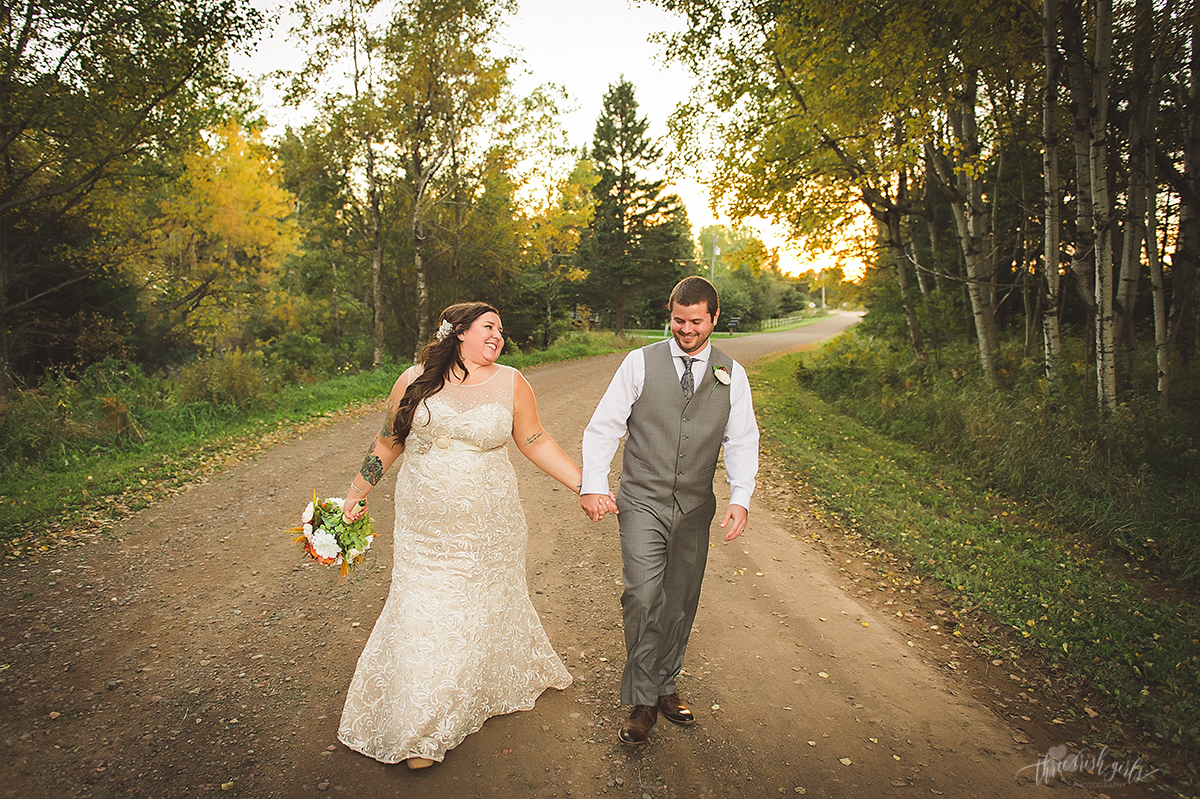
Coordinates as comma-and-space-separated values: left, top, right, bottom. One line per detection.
620, 340, 733, 514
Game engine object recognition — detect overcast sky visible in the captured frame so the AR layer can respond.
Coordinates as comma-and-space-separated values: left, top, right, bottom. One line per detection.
232, 0, 826, 274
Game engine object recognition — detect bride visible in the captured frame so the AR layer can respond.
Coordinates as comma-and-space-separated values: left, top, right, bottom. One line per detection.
335, 301, 613, 769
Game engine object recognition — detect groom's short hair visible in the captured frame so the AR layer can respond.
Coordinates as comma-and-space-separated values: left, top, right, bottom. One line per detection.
668, 276, 719, 319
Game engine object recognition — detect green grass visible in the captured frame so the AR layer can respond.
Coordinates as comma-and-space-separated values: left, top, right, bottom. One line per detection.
1, 367, 408, 549
1, 330, 640, 553
498, 330, 640, 369
751, 351, 1200, 761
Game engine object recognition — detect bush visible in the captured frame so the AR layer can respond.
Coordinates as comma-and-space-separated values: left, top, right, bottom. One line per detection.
0, 359, 165, 469
264, 332, 336, 381
175, 349, 280, 409
796, 328, 1200, 584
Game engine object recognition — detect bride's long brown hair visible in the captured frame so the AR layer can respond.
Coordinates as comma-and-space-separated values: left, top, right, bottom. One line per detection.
392, 302, 500, 444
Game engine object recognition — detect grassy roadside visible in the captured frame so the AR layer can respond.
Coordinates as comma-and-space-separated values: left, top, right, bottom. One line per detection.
1, 332, 639, 555
750, 352, 1199, 773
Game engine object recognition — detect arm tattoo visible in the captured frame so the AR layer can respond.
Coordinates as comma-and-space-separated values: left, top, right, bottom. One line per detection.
379, 399, 395, 439
524, 431, 543, 446
359, 448, 384, 486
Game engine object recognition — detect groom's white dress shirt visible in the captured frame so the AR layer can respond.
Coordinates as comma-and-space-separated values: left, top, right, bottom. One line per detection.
581, 338, 759, 509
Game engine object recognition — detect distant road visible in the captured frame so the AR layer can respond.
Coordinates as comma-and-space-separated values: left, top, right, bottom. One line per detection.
711, 310, 863, 363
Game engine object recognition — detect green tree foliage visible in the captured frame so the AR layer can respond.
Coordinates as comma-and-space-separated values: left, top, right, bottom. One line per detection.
285, 0, 523, 360
136, 120, 302, 353
699, 224, 796, 327
580, 79, 690, 335
656, 0, 1198, 410
519, 156, 598, 348
0, 0, 263, 388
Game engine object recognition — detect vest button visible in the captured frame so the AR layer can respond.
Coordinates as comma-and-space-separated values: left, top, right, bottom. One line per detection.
682, 417, 689, 422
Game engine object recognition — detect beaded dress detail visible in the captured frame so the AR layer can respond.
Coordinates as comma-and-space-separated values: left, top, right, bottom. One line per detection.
337, 365, 571, 763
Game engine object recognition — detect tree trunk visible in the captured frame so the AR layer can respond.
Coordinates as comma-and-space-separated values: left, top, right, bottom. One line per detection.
1091, 0, 1117, 415
1169, 8, 1200, 371
414, 214, 430, 359
882, 208, 926, 362
923, 159, 946, 292
613, 280, 626, 339
367, 137, 386, 369
1042, 0, 1064, 381
1062, 0, 1098, 317
1114, 0, 1154, 392
544, 257, 554, 349
908, 216, 932, 295
0, 234, 10, 394
1145, 0, 1169, 411
929, 75, 1001, 386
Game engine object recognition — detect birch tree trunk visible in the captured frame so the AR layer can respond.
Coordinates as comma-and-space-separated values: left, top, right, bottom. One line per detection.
1063, 0, 1098, 318
1169, 10, 1200, 370
1091, 0, 1117, 415
1042, 0, 1064, 381
929, 73, 1001, 385
1145, 0, 1169, 410
1114, 0, 1154, 389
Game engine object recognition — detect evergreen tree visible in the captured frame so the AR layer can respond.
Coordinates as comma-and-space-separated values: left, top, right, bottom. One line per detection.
581, 79, 688, 335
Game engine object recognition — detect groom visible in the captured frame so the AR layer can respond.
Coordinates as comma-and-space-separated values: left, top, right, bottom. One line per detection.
580, 276, 759, 745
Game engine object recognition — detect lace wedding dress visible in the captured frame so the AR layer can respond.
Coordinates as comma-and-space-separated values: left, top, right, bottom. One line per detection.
337, 365, 572, 763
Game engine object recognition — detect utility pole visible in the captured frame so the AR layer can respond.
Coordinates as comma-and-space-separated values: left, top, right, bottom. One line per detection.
710, 242, 720, 281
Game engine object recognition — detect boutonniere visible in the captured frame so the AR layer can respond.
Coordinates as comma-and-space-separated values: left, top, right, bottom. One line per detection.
712, 365, 731, 386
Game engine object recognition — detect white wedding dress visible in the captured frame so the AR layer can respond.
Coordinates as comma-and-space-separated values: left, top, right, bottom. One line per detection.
337, 365, 572, 763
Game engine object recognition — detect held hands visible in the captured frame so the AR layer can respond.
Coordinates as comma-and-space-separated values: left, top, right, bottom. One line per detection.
580, 492, 618, 523
719, 504, 748, 542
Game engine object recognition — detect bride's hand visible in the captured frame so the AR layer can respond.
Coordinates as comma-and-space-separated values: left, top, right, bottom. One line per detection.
342, 497, 368, 523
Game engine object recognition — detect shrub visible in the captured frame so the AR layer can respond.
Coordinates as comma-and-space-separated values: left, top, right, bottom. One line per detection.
0, 359, 165, 470
175, 350, 280, 409
265, 332, 335, 381
796, 328, 1200, 584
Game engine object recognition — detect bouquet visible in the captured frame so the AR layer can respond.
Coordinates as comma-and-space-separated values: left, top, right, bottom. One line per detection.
290, 490, 376, 579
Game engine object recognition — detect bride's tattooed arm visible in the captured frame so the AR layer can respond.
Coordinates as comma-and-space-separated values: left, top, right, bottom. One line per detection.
360, 446, 385, 486
379, 397, 396, 440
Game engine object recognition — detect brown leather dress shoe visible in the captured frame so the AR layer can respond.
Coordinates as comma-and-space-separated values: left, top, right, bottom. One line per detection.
657, 692, 696, 725
618, 704, 658, 745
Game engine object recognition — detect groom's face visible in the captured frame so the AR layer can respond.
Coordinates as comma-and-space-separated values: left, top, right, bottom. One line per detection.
670, 301, 719, 355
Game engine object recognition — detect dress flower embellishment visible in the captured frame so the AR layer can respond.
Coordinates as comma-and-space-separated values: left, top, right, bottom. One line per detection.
712, 364, 731, 385
435, 319, 454, 341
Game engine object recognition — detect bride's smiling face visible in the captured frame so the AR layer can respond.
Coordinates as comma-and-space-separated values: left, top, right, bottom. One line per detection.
457, 311, 505, 366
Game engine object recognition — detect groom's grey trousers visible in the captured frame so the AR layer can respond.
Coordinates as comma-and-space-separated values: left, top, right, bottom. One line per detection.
615, 340, 732, 707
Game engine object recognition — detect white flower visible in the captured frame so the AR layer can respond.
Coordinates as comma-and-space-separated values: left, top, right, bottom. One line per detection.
435, 319, 454, 341
311, 529, 341, 560
301, 501, 315, 524
347, 548, 362, 559
712, 365, 731, 385
302, 522, 313, 538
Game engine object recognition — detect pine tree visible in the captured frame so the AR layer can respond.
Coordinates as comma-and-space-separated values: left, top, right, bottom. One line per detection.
581, 79, 688, 335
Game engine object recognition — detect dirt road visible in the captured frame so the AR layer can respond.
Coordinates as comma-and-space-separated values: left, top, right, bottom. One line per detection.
1, 314, 1149, 798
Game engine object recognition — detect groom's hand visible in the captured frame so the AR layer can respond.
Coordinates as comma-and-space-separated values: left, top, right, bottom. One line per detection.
580, 493, 617, 522
719, 504, 748, 541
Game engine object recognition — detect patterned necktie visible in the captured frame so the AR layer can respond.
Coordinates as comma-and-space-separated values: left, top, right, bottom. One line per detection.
680, 356, 697, 401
